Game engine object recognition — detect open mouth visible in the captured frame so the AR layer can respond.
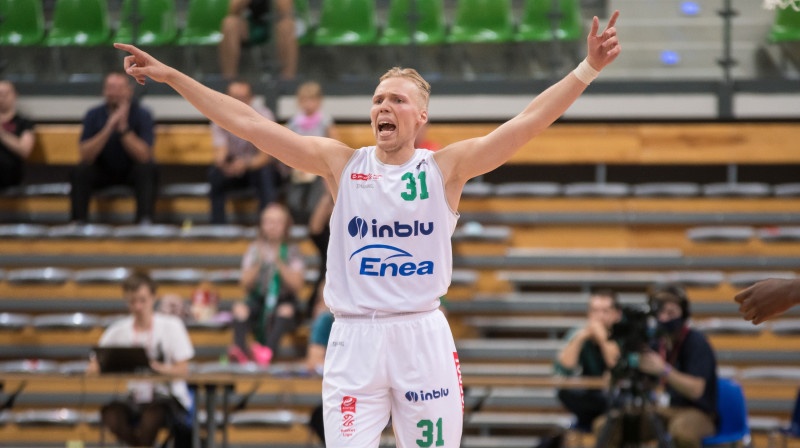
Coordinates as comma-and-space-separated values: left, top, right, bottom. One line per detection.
378, 121, 396, 136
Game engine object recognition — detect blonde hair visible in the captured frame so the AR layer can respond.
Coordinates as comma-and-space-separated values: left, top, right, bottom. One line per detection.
297, 81, 322, 99
379, 67, 431, 109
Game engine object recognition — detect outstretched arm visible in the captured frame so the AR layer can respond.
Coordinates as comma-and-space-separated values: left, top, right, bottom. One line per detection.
435, 11, 621, 188
113, 44, 352, 189
735, 278, 800, 324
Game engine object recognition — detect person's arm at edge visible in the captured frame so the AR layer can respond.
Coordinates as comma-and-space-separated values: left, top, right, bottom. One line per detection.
434, 12, 621, 189
735, 278, 800, 324
114, 43, 353, 193
0, 128, 34, 159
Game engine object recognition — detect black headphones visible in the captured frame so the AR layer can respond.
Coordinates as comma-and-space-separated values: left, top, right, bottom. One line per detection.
649, 284, 690, 320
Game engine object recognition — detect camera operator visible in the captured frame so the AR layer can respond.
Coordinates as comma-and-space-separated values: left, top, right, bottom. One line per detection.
595, 285, 718, 448
555, 289, 622, 431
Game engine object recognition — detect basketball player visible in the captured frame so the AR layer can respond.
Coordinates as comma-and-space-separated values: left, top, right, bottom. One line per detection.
115, 10, 621, 446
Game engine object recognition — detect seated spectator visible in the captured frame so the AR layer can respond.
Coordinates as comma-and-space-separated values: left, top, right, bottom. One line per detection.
208, 80, 287, 224
555, 289, 621, 431
594, 285, 718, 448
87, 272, 194, 447
71, 72, 156, 224
229, 203, 304, 366
0, 81, 35, 189
219, 0, 297, 80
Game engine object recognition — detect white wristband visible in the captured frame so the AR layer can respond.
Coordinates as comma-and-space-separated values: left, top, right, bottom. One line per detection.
573, 59, 600, 85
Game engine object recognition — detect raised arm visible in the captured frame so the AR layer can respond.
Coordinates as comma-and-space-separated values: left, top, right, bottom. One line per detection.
435, 11, 621, 189
114, 43, 353, 190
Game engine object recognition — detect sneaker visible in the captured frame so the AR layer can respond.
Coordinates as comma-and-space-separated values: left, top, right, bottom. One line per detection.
251, 343, 273, 367
227, 345, 250, 365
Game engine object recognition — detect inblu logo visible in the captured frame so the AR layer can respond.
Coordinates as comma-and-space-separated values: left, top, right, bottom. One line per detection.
405, 388, 449, 402
348, 216, 433, 239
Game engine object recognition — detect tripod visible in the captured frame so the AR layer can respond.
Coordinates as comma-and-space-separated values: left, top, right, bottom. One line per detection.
594, 373, 674, 448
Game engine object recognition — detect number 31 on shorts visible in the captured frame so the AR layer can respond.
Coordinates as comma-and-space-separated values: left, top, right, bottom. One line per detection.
416, 418, 444, 447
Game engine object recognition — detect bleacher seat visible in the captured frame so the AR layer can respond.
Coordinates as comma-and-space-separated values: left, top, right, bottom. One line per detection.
770, 319, 800, 335
6, 267, 71, 284
150, 268, 206, 284
114, 0, 179, 46
14, 409, 82, 426
692, 318, 765, 335
100, 314, 128, 327
773, 183, 800, 197
0, 224, 48, 238
192, 361, 270, 375
23, 183, 71, 196
176, 0, 228, 45
769, 5, 800, 42
448, 0, 514, 43
58, 360, 89, 375
229, 409, 306, 427
45, 0, 111, 46
455, 339, 565, 361
757, 226, 800, 242
0, 0, 45, 45
0, 313, 31, 331
563, 182, 631, 197
479, 387, 560, 410
451, 269, 479, 286
462, 436, 544, 448
465, 412, 573, 431
94, 185, 135, 199
288, 225, 309, 240
740, 366, 800, 381
460, 363, 553, 378
206, 269, 241, 284
726, 271, 796, 288
378, 0, 447, 45
160, 182, 211, 198
686, 226, 755, 242
663, 271, 725, 288
702, 183, 771, 198
0, 359, 60, 374
452, 224, 511, 242
180, 225, 246, 239
48, 224, 113, 239
73, 267, 131, 284
467, 316, 584, 335
32, 313, 100, 330
313, 0, 378, 45
495, 182, 562, 197
516, 0, 583, 42
499, 271, 665, 289
112, 224, 181, 239
461, 182, 495, 197
632, 182, 701, 197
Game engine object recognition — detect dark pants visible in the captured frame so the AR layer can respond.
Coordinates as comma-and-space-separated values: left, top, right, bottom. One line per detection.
0, 151, 23, 189
208, 164, 281, 224
70, 162, 158, 223
101, 396, 190, 448
558, 388, 609, 432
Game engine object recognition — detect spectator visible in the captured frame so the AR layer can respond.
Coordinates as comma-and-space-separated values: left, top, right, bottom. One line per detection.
0, 81, 35, 189
555, 289, 621, 431
735, 277, 800, 324
87, 272, 194, 447
285, 81, 336, 313
594, 285, 718, 448
229, 203, 305, 366
208, 80, 287, 224
414, 123, 441, 152
71, 72, 156, 224
219, 0, 297, 80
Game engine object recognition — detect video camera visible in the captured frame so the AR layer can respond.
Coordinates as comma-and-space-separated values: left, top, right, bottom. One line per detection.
608, 305, 661, 379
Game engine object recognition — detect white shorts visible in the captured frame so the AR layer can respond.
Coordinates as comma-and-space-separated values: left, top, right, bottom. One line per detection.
322, 309, 464, 447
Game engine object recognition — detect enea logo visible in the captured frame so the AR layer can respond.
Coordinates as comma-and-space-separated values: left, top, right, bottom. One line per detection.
347, 216, 434, 239
405, 388, 449, 403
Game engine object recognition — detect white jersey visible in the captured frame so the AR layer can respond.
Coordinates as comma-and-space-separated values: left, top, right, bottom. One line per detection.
324, 147, 459, 315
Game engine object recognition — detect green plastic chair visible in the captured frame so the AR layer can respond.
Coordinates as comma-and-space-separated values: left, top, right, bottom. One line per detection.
517, 0, 583, 42
0, 0, 45, 45
448, 0, 514, 44
769, 6, 800, 43
313, 0, 378, 45
45, 0, 111, 46
115, 0, 179, 45
379, 0, 446, 46
177, 0, 229, 45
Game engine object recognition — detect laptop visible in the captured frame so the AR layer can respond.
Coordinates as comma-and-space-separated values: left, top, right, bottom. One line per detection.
92, 346, 152, 374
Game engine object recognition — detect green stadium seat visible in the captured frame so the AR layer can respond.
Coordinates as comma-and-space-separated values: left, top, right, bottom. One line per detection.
313, 0, 378, 45
45, 0, 111, 46
516, 0, 583, 42
447, 0, 514, 44
294, 0, 314, 45
115, 0, 179, 45
0, 0, 45, 45
769, 6, 800, 43
177, 0, 229, 45
378, 0, 446, 46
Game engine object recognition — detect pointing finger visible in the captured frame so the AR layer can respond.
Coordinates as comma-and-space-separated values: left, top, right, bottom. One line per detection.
605, 10, 620, 32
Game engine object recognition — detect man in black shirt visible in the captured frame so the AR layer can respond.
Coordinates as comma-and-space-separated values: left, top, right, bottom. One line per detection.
0, 81, 35, 189
595, 285, 718, 448
70, 72, 156, 224
219, 0, 297, 80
